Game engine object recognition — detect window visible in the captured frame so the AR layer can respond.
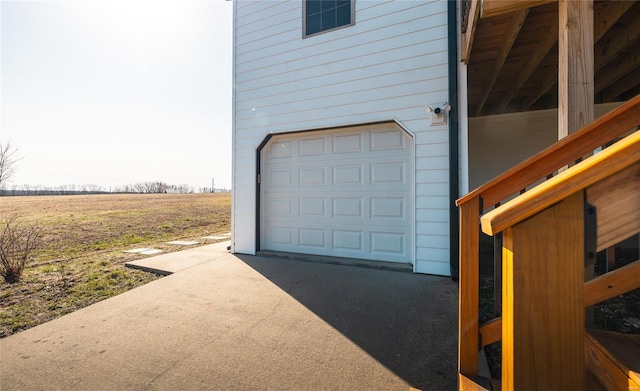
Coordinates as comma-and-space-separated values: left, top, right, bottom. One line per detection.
304, 0, 354, 37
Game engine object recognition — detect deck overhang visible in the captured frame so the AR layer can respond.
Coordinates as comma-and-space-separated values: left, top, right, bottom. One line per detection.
462, 0, 640, 120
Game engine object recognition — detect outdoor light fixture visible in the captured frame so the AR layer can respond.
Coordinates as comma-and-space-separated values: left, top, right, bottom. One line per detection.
425, 103, 451, 126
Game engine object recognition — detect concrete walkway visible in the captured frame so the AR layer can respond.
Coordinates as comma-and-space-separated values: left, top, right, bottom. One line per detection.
1, 243, 458, 390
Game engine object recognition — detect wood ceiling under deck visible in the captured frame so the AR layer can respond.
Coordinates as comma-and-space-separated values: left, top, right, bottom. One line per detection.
464, 0, 640, 117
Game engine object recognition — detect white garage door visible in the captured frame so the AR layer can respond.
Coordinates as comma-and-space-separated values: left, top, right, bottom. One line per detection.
260, 124, 414, 264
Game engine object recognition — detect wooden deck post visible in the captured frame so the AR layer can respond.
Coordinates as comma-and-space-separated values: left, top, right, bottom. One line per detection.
501, 191, 585, 390
458, 197, 480, 380
558, 0, 595, 326
558, 0, 594, 139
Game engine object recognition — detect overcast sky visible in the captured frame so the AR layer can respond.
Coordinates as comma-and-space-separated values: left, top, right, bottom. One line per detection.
1, 0, 233, 191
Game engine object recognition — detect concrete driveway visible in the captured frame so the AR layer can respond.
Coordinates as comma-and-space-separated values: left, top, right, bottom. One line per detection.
1, 243, 458, 390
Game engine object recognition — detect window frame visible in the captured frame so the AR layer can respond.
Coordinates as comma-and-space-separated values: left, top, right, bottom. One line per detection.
302, 0, 355, 38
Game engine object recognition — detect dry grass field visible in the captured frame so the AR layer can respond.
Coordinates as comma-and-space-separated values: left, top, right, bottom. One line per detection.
0, 193, 231, 337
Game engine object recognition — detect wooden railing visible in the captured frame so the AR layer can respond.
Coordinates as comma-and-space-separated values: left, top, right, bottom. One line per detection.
456, 95, 640, 390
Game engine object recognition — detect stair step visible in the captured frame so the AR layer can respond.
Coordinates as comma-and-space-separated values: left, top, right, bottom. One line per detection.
485, 369, 608, 390
586, 368, 608, 391
486, 372, 607, 391
586, 329, 640, 390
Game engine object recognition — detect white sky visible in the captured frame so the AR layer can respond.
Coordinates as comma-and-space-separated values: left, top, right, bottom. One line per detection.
1, 0, 233, 191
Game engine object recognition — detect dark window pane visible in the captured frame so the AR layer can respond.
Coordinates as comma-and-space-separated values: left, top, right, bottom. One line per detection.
306, 0, 351, 35
321, 8, 337, 31
336, 4, 351, 26
307, 14, 322, 35
321, 0, 337, 11
307, 0, 321, 15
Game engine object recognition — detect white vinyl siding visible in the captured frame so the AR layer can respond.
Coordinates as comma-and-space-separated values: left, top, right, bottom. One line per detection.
233, 0, 450, 275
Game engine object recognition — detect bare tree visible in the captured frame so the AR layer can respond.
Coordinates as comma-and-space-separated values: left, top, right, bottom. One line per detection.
0, 215, 43, 283
0, 141, 21, 190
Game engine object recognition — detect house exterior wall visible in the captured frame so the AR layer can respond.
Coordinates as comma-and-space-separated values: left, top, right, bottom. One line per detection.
468, 102, 624, 190
232, 0, 451, 275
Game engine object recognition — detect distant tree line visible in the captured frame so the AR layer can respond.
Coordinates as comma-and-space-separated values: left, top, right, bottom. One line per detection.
1, 184, 107, 196
0, 142, 231, 196
1, 182, 231, 196
115, 181, 194, 194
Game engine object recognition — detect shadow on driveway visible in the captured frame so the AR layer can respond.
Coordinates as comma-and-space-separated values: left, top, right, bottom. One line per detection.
237, 254, 459, 391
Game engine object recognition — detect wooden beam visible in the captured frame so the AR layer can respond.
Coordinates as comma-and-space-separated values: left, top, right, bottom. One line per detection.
601, 69, 640, 102
501, 191, 585, 390
594, 9, 640, 71
522, 58, 558, 110
475, 10, 528, 116
479, 318, 501, 347
595, 49, 640, 94
584, 259, 640, 307
459, 373, 491, 391
461, 0, 480, 64
558, 0, 594, 140
458, 197, 480, 378
593, 0, 635, 43
587, 161, 640, 252
473, 260, 640, 343
480, 0, 554, 19
494, 19, 558, 114
517, 1, 624, 111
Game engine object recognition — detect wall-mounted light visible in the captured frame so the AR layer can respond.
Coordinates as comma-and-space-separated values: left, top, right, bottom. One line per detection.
425, 103, 451, 126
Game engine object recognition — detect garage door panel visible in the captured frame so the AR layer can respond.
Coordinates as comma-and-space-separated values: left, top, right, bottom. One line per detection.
268, 226, 294, 246
371, 162, 406, 184
333, 133, 364, 153
268, 198, 293, 217
298, 228, 327, 249
299, 197, 326, 217
268, 169, 294, 187
266, 194, 410, 222
370, 197, 405, 219
371, 232, 406, 255
267, 140, 293, 158
299, 167, 326, 186
299, 137, 325, 156
333, 165, 364, 185
261, 125, 413, 264
332, 230, 364, 252
370, 129, 406, 151
333, 197, 364, 218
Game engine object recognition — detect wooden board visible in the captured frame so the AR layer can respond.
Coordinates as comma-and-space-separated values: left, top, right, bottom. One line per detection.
459, 373, 491, 391
501, 191, 585, 390
584, 259, 640, 307
459, 198, 481, 377
587, 161, 640, 251
626, 334, 640, 349
585, 329, 640, 389
481, 0, 555, 18
585, 368, 608, 391
462, 0, 480, 64
558, 0, 594, 139
479, 318, 501, 347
